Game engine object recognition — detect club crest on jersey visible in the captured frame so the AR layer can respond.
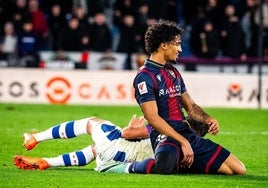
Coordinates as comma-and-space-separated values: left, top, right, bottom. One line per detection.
138, 81, 148, 95
168, 69, 176, 78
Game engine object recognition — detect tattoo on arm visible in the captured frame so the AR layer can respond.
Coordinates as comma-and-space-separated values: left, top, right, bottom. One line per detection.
188, 103, 210, 123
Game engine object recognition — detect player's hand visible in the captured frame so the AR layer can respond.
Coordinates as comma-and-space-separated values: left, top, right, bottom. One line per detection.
205, 117, 219, 135
128, 114, 146, 128
180, 141, 194, 168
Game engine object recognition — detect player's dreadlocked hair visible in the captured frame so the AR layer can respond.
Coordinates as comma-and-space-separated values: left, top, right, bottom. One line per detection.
144, 19, 183, 54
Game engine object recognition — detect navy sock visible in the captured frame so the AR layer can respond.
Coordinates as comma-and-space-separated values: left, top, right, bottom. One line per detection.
128, 158, 155, 174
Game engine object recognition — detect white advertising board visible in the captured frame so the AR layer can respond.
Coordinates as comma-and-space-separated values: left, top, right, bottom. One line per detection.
0, 68, 267, 108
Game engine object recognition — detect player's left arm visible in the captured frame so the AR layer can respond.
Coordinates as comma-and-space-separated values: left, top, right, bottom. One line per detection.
121, 114, 149, 139
181, 91, 219, 135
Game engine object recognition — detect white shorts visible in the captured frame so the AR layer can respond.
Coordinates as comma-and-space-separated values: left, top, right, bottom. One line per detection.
89, 119, 154, 172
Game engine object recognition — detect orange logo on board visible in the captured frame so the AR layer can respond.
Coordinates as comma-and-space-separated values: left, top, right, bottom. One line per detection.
46, 77, 72, 104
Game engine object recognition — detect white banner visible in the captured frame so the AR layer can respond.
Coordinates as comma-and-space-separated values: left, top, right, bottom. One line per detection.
39, 51, 139, 70
0, 68, 267, 108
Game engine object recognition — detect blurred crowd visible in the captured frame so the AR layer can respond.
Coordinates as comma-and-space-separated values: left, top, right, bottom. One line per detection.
0, 0, 267, 67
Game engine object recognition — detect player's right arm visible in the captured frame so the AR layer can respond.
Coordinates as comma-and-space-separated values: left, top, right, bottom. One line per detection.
121, 115, 149, 139
181, 91, 219, 135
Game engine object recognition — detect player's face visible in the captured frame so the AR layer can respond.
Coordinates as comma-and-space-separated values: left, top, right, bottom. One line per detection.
165, 35, 182, 62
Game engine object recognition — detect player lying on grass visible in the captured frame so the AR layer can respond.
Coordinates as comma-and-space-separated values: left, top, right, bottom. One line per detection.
14, 115, 207, 171
14, 115, 154, 171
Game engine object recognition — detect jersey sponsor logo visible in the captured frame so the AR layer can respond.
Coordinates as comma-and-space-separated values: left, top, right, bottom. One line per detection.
138, 81, 148, 95
159, 85, 181, 97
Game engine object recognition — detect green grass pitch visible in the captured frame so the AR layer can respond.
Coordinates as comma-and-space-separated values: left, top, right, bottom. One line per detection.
0, 103, 267, 188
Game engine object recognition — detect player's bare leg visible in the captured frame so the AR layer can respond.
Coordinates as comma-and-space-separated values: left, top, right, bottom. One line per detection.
87, 115, 149, 140
217, 153, 246, 175
86, 117, 106, 134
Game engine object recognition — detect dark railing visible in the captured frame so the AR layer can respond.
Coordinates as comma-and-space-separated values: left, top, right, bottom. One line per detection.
178, 57, 267, 64
178, 57, 268, 73
1, 52, 267, 73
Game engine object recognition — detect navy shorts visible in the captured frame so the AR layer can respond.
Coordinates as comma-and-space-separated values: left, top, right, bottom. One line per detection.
150, 121, 230, 174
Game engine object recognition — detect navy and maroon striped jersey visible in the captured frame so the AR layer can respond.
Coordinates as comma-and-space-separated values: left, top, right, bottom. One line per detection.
133, 59, 187, 122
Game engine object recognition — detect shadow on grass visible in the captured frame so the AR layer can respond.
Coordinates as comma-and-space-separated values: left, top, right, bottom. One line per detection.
46, 168, 268, 182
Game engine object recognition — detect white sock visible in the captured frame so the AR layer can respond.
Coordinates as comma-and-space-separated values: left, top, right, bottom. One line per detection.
33, 118, 90, 142
44, 145, 95, 167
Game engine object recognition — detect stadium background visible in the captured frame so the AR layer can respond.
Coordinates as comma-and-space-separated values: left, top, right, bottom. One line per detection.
0, 0, 267, 108
0, 1, 268, 187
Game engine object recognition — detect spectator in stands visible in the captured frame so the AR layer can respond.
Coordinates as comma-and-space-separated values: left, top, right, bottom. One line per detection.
17, 20, 40, 67
113, 0, 137, 26
1, 0, 263, 70
116, 14, 138, 53
116, 14, 139, 69
264, 1, 268, 59
0, 22, 18, 66
48, 4, 66, 51
39, 0, 73, 18
201, 20, 220, 58
190, 7, 207, 56
73, 6, 91, 50
89, 12, 112, 52
252, 0, 268, 59
190, 3, 221, 60
220, 4, 247, 60
57, 16, 85, 52
241, 0, 268, 72
73, 6, 90, 30
0, 0, 15, 35
241, 0, 262, 58
135, 3, 150, 53
28, 0, 49, 50
112, 0, 137, 51
73, 0, 87, 13
203, 0, 225, 31
192, 20, 220, 59
12, 0, 31, 33
0, 22, 17, 56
